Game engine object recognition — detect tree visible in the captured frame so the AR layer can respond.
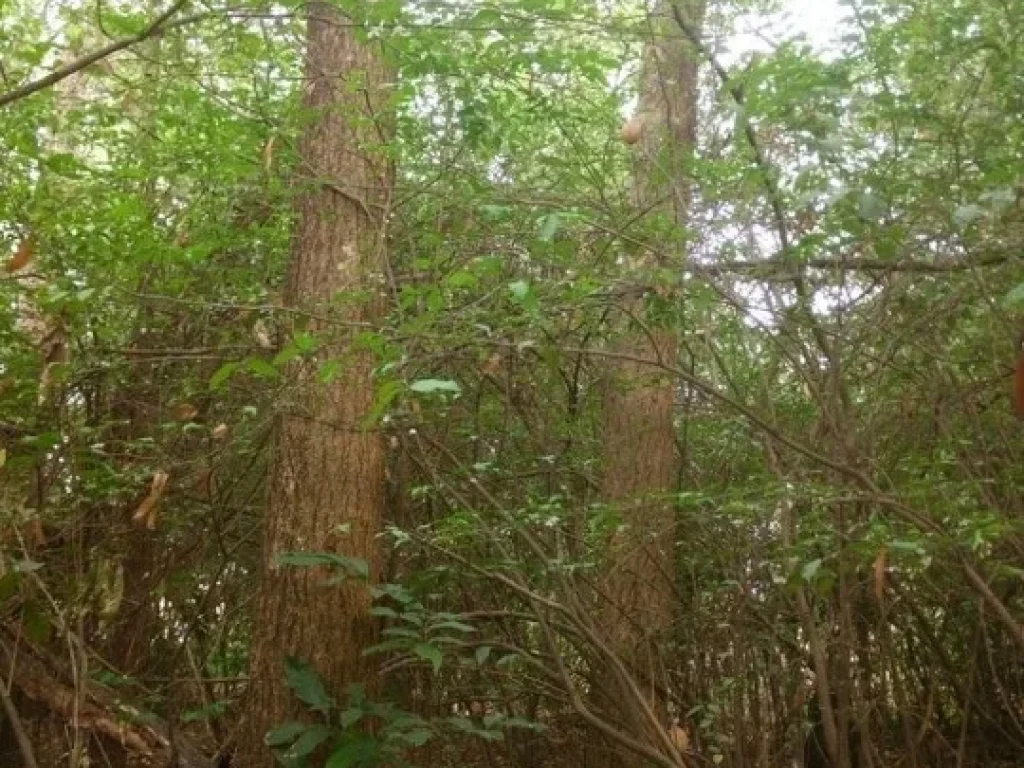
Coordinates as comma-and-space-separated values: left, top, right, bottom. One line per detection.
237, 3, 393, 763
591, 1, 704, 763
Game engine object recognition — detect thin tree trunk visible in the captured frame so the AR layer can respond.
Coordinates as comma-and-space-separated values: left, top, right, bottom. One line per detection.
238, 4, 392, 764
591, 1, 704, 764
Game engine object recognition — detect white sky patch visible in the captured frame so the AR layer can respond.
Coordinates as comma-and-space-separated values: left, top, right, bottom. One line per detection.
727, 0, 849, 64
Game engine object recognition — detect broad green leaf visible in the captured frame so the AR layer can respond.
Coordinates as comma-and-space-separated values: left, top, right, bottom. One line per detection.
283, 656, 333, 714
284, 724, 331, 759
244, 357, 279, 379
275, 552, 369, 580
395, 727, 432, 747
265, 721, 307, 747
413, 642, 443, 673
427, 620, 477, 634
340, 707, 363, 728
326, 733, 379, 768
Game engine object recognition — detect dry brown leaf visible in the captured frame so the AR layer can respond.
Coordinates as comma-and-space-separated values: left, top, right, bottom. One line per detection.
872, 546, 887, 603
620, 116, 643, 145
132, 470, 169, 530
173, 402, 199, 422
211, 423, 229, 440
5, 234, 34, 273
669, 724, 689, 752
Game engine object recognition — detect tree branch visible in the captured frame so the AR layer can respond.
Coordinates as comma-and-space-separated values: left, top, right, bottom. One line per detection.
0, 0, 191, 109
0, 672, 39, 768
698, 251, 1013, 277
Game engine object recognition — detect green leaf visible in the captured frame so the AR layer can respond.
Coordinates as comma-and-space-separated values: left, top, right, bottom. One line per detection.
319, 360, 343, 384
801, 559, 822, 582
272, 343, 302, 367
446, 270, 477, 289
427, 620, 477, 634
245, 356, 279, 379
283, 656, 333, 714
284, 724, 331, 759
413, 642, 443, 673
326, 733, 380, 768
857, 191, 887, 221
340, 707, 363, 728
364, 378, 404, 426
0, 573, 20, 603
508, 280, 530, 301
275, 552, 369, 580
362, 638, 415, 656
889, 539, 926, 556
538, 213, 560, 242
409, 378, 461, 395
395, 727, 433, 747
182, 701, 228, 723
265, 721, 307, 747
21, 600, 50, 643
1001, 283, 1024, 311
475, 646, 492, 665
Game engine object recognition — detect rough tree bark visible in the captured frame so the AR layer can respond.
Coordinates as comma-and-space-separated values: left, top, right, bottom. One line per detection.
237, 4, 392, 764
592, 0, 704, 764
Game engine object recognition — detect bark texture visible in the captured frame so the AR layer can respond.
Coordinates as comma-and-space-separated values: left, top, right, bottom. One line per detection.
592, 1, 704, 763
238, 5, 391, 764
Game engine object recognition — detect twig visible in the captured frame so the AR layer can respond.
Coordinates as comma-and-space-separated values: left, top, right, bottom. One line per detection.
0, 670, 39, 768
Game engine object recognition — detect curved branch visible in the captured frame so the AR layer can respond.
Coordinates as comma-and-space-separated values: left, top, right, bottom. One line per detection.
0, 0, 191, 109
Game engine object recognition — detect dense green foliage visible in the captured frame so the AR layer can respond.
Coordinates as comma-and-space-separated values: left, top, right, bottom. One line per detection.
0, 0, 1021, 765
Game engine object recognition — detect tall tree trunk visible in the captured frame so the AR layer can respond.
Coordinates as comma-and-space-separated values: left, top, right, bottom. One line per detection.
592, 1, 703, 764
238, 4, 391, 764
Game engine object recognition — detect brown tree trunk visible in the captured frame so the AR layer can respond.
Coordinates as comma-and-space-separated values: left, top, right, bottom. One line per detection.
591, 1, 704, 764
238, 4, 392, 765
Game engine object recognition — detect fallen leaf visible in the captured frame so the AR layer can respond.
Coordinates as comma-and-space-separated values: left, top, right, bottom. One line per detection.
211, 423, 229, 440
